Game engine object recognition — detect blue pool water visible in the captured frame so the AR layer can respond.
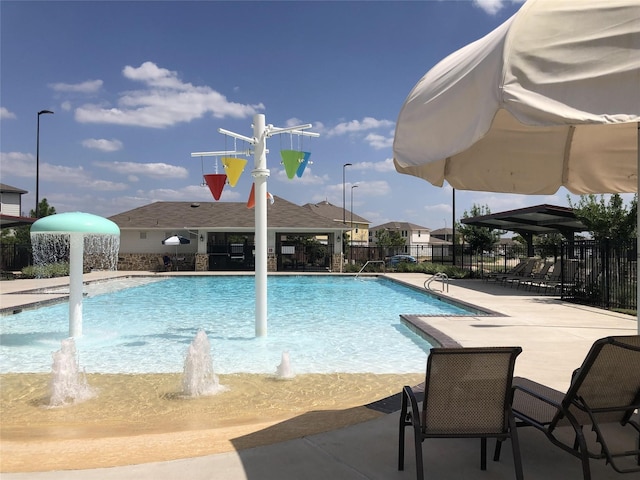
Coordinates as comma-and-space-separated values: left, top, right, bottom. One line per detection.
0, 276, 476, 374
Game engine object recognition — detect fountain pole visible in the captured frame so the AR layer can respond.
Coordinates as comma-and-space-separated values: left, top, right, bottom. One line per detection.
68, 234, 84, 337
191, 114, 318, 337
252, 114, 269, 337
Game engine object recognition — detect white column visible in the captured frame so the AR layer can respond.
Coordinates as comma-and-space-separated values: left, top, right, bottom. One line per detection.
253, 114, 269, 337
69, 233, 84, 338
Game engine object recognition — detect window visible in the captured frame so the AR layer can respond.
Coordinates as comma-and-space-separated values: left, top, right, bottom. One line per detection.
140, 232, 147, 240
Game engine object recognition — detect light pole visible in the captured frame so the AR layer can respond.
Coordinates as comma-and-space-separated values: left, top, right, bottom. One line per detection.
342, 163, 352, 224
36, 110, 54, 218
350, 184, 358, 261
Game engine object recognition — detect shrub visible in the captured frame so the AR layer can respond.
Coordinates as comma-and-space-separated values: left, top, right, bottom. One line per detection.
21, 262, 69, 279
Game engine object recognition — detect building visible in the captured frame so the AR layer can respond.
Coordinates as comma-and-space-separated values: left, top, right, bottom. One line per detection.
108, 197, 346, 272
430, 227, 454, 243
0, 183, 34, 228
302, 200, 370, 247
369, 221, 449, 260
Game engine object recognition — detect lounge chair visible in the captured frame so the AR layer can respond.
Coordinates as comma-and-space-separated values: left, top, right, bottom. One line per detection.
485, 259, 527, 282
534, 260, 579, 295
398, 346, 524, 480
511, 335, 640, 480
501, 258, 538, 288
515, 261, 553, 290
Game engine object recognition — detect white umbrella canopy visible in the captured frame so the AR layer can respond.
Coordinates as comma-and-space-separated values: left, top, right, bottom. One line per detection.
393, 0, 639, 195
162, 235, 191, 246
393, 0, 640, 333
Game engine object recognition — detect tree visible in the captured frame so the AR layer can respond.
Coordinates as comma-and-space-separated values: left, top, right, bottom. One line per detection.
568, 194, 637, 241
457, 204, 502, 253
534, 232, 563, 261
374, 229, 406, 248
30, 198, 56, 219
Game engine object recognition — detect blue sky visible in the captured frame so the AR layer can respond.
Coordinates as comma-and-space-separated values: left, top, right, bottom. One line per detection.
1, 0, 589, 231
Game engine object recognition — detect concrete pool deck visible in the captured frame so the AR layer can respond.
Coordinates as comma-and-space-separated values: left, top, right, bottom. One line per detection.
1, 271, 638, 479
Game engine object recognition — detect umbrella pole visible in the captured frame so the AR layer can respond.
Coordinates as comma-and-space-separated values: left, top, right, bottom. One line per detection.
637, 122, 639, 334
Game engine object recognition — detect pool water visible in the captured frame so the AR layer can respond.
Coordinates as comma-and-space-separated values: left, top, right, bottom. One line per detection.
0, 276, 475, 374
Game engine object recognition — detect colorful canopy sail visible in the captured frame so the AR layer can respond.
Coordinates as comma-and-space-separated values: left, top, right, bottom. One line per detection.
222, 157, 247, 187
296, 151, 311, 178
247, 184, 275, 209
280, 150, 305, 179
203, 174, 227, 201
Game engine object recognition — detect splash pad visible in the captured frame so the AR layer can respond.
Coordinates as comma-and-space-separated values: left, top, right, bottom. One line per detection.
31, 212, 120, 338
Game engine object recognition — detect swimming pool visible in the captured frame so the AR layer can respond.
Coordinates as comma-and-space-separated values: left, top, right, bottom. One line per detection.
0, 276, 477, 374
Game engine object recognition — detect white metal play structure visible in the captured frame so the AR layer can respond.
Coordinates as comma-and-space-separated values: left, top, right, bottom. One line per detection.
191, 113, 319, 337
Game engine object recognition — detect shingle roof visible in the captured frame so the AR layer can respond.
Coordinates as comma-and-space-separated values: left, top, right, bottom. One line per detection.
302, 200, 370, 224
108, 198, 342, 231
371, 221, 430, 231
0, 183, 28, 194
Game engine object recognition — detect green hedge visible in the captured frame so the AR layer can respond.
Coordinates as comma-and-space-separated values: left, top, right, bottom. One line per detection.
21, 262, 70, 279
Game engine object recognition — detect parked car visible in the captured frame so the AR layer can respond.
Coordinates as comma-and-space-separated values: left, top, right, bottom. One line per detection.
388, 255, 417, 267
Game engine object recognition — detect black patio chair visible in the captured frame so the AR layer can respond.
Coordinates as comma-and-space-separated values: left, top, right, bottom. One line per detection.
511, 335, 640, 480
398, 346, 524, 480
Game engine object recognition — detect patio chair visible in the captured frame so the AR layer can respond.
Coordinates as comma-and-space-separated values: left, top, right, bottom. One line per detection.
398, 346, 524, 480
528, 262, 562, 293
485, 259, 527, 282
510, 335, 640, 480
515, 261, 553, 290
501, 258, 538, 288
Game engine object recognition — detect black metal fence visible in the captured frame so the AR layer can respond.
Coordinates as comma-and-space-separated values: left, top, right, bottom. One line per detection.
0, 243, 32, 271
559, 239, 636, 311
348, 243, 531, 273
348, 239, 637, 311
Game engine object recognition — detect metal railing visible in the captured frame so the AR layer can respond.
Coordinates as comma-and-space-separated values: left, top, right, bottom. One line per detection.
355, 260, 385, 278
424, 272, 449, 292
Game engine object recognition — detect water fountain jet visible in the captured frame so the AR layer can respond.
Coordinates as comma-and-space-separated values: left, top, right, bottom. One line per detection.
182, 330, 226, 396
275, 351, 295, 380
49, 338, 95, 407
31, 212, 120, 338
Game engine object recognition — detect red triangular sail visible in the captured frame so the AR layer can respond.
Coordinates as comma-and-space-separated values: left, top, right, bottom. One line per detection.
204, 174, 227, 201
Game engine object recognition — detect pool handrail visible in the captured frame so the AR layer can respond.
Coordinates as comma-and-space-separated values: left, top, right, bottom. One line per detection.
355, 260, 386, 278
424, 273, 449, 292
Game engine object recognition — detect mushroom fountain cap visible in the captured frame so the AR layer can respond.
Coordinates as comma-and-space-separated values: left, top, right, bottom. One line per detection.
31, 212, 120, 235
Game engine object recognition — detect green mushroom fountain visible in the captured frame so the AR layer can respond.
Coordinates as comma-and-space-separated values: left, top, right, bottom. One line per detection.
30, 212, 120, 338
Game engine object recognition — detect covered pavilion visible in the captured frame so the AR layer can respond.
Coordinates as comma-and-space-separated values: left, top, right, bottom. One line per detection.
460, 204, 589, 256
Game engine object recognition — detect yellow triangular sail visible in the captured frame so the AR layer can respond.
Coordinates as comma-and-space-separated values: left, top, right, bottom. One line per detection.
222, 157, 247, 187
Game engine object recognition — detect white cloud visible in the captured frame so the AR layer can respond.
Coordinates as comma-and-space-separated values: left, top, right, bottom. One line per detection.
274, 165, 328, 185
0, 107, 16, 119
424, 203, 452, 215
352, 158, 395, 173
143, 185, 241, 202
364, 133, 393, 150
82, 138, 123, 152
61, 101, 72, 111
49, 79, 103, 93
0, 151, 124, 191
0, 152, 33, 176
327, 117, 394, 137
94, 160, 189, 179
321, 179, 391, 204
75, 61, 265, 128
473, 0, 525, 16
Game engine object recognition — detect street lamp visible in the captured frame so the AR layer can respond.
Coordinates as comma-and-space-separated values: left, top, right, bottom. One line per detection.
342, 163, 352, 224
350, 184, 358, 261
36, 109, 54, 218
